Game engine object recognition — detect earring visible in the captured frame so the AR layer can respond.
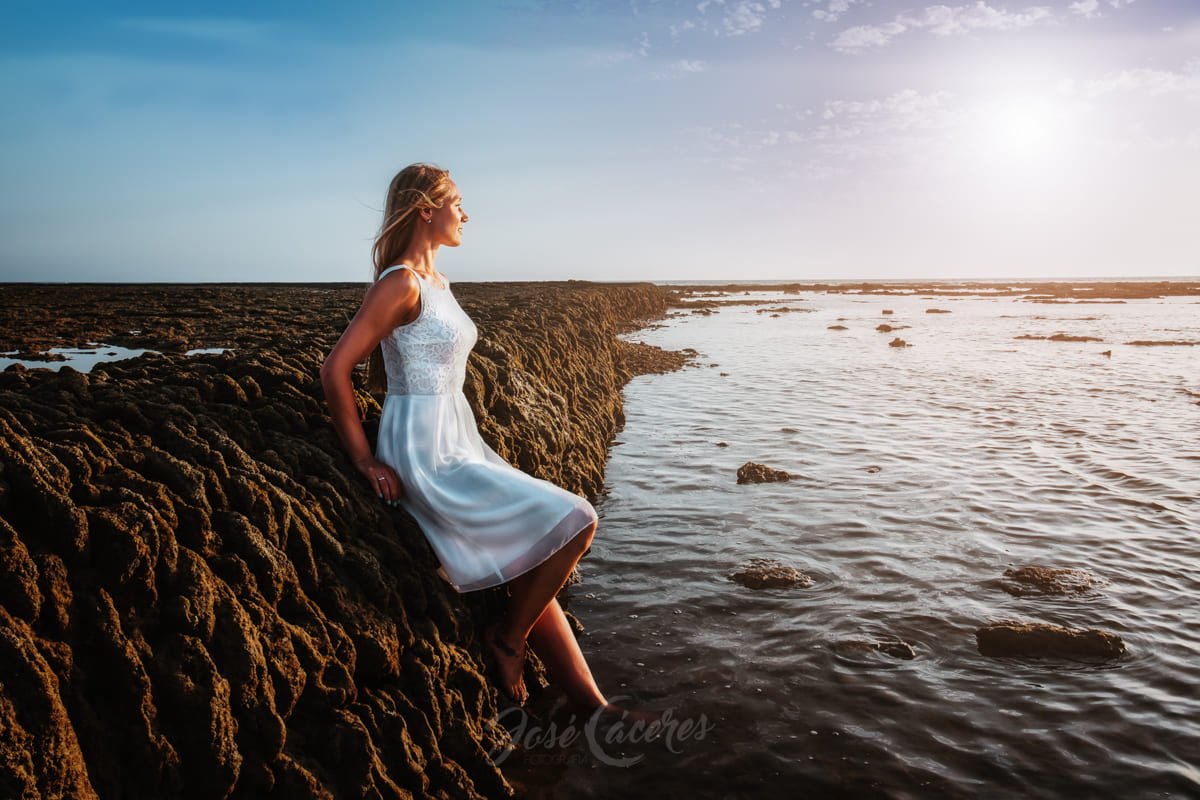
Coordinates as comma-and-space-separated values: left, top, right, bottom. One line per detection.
425, 217, 432, 223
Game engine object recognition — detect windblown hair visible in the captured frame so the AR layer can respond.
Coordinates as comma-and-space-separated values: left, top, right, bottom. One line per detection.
364, 163, 454, 395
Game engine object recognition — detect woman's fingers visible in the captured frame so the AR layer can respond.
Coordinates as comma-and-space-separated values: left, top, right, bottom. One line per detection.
375, 471, 403, 506
357, 458, 401, 506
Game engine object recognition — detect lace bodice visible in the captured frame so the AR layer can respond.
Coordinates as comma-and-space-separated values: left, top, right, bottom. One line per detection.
377, 265, 478, 395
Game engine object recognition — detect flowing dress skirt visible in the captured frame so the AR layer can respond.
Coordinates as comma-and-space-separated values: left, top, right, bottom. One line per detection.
376, 390, 598, 593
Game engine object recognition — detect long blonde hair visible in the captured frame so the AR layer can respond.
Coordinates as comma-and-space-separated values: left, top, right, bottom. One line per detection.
364, 163, 455, 394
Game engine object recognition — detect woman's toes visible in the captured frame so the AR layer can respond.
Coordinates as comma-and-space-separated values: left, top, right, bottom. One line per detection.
484, 624, 528, 703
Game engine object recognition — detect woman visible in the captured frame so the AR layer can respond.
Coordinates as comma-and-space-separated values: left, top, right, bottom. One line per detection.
320, 163, 633, 718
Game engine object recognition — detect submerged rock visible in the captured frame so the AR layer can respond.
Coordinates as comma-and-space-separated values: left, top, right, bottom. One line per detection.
888, 338, 910, 348
998, 566, 1102, 597
755, 306, 813, 315
881, 309, 894, 315
926, 308, 952, 314
729, 558, 813, 590
1126, 340, 1200, 346
1015, 333, 1104, 343
736, 462, 793, 484
827, 325, 848, 331
976, 621, 1125, 659
834, 638, 917, 660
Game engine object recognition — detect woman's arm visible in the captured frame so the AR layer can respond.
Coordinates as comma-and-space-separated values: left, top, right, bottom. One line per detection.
320, 270, 421, 502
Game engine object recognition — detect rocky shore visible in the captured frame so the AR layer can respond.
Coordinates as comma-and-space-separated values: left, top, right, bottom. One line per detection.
0, 281, 684, 799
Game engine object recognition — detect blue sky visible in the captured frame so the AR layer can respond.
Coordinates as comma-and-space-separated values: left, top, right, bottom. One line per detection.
2, 0, 1197, 282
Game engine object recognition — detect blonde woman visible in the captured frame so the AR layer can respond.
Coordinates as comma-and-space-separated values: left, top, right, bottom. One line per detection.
321, 163, 635, 719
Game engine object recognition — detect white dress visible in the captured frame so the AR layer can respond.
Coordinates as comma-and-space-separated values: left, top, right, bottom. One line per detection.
373, 264, 598, 593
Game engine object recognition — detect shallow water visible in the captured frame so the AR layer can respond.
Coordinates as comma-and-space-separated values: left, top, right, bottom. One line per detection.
0, 344, 230, 372
513, 291, 1200, 798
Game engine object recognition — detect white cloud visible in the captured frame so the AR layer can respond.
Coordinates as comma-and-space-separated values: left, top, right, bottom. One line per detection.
831, 21, 906, 51
669, 19, 697, 39
831, 2, 1054, 53
1077, 64, 1200, 97
653, 59, 707, 79
693, 87, 954, 177
1069, 0, 1100, 18
813, 0, 858, 23
687, 0, 781, 37
821, 88, 950, 121
721, 1, 770, 35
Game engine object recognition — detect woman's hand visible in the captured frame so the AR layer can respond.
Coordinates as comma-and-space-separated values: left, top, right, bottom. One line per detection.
354, 455, 404, 507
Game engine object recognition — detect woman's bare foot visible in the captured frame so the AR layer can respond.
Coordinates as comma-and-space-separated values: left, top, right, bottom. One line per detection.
485, 622, 528, 705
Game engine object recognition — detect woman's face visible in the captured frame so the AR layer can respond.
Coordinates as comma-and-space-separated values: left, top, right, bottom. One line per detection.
428, 182, 468, 247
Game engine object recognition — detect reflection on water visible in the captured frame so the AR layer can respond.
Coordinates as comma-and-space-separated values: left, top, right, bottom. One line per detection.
511, 291, 1200, 798
1, 344, 230, 372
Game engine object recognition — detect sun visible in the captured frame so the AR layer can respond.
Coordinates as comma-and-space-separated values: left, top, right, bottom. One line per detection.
964, 94, 1070, 165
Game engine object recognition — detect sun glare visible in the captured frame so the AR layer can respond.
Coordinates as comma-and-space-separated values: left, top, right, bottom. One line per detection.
961, 95, 1073, 169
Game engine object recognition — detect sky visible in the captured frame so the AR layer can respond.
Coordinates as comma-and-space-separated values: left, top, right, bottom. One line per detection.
1, 0, 1197, 282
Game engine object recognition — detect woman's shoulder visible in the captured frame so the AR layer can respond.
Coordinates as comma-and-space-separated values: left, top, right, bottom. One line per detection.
366, 265, 421, 325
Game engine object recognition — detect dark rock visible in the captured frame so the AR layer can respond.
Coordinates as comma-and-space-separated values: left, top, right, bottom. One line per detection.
888, 338, 909, 348
1015, 333, 1104, 343
728, 558, 813, 589
736, 462, 793, 484
926, 308, 952, 314
835, 638, 916, 660
827, 325, 847, 331
616, 340, 689, 375
998, 566, 1101, 596
0, 280, 678, 799
755, 306, 813, 315
976, 621, 1125, 659
881, 309, 894, 315
1126, 340, 1200, 346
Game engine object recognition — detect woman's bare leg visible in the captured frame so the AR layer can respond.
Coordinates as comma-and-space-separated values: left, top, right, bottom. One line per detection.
487, 523, 665, 722
486, 522, 596, 703
527, 597, 606, 710
501, 521, 595, 643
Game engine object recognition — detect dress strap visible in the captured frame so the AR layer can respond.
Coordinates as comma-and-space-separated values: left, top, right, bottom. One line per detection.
377, 264, 414, 282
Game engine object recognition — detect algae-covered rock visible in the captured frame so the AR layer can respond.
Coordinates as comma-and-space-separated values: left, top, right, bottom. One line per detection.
976, 621, 1125, 659
729, 558, 813, 590
736, 462, 793, 484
